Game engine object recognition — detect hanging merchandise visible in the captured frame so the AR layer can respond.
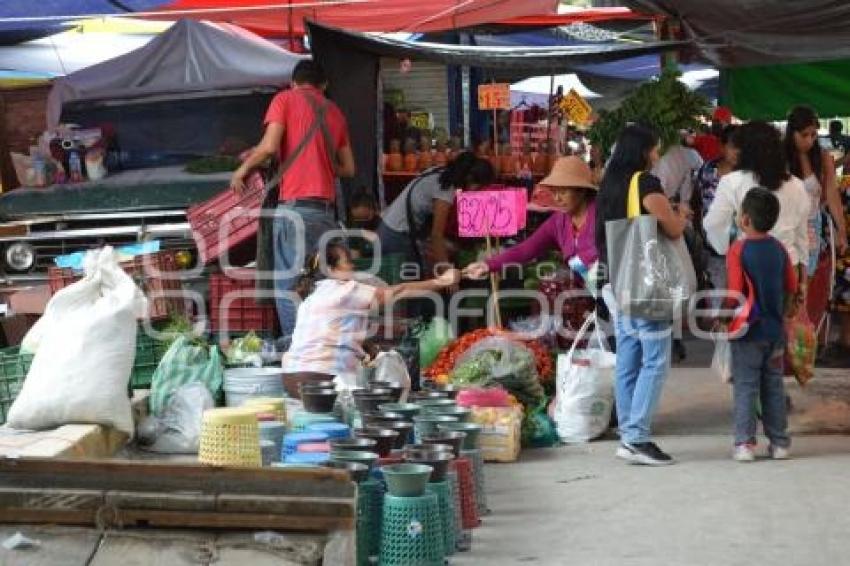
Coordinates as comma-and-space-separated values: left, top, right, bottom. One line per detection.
785, 309, 817, 387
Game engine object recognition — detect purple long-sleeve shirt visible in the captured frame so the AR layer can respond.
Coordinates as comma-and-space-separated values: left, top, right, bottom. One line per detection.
485, 201, 598, 272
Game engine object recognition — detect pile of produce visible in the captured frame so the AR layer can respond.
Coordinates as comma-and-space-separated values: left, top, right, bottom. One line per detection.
424, 328, 554, 383
448, 338, 545, 408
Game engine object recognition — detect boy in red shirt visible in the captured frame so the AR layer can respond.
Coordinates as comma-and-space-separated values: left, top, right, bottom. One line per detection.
725, 188, 798, 462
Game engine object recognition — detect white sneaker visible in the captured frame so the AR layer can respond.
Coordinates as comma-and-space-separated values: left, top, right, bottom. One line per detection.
770, 445, 791, 460
733, 444, 756, 463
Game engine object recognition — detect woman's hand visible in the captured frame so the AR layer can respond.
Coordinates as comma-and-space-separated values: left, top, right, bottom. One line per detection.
463, 262, 491, 280
436, 268, 462, 288
230, 168, 248, 195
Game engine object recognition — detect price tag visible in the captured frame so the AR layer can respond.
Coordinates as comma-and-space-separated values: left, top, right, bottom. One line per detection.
409, 111, 431, 130
559, 88, 593, 124
456, 189, 528, 237
478, 84, 511, 110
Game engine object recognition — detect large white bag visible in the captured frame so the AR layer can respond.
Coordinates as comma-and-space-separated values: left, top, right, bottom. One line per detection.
8, 247, 146, 436
552, 313, 616, 443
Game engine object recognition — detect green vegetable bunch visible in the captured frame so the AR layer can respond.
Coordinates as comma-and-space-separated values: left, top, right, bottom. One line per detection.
588, 69, 709, 159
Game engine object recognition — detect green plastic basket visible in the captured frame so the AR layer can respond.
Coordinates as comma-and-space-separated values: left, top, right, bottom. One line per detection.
0, 347, 33, 425
357, 479, 384, 564
379, 493, 444, 566
130, 329, 165, 389
353, 253, 404, 286
426, 481, 456, 557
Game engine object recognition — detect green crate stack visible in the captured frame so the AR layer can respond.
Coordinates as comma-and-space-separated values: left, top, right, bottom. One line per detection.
353, 253, 404, 286
131, 329, 167, 389
0, 347, 33, 425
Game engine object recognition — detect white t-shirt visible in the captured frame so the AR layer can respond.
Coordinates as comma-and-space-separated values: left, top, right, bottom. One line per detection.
282, 279, 377, 379
652, 145, 704, 203
381, 168, 455, 233
703, 170, 810, 265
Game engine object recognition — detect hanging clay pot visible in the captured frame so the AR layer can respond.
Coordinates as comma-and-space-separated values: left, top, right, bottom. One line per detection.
387, 139, 403, 172
404, 138, 419, 172
434, 140, 448, 167
419, 137, 433, 170
500, 144, 515, 176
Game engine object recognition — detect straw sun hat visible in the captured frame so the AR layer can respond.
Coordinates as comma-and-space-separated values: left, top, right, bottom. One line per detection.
540, 156, 597, 191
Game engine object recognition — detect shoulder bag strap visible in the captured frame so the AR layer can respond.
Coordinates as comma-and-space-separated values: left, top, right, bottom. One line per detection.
626, 171, 642, 219
303, 92, 338, 176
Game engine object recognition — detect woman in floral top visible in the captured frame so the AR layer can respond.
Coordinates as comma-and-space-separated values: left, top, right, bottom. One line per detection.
692, 125, 738, 292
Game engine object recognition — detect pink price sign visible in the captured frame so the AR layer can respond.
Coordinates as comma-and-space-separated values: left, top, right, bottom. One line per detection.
456, 189, 528, 237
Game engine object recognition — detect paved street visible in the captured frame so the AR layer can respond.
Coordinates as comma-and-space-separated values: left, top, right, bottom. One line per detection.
455, 343, 850, 566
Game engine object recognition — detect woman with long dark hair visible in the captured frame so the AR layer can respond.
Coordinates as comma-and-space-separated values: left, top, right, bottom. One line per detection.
784, 105, 848, 272
596, 124, 688, 466
704, 121, 810, 271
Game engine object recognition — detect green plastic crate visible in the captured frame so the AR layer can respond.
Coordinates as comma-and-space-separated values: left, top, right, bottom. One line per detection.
353, 253, 404, 286
131, 329, 167, 389
0, 347, 33, 425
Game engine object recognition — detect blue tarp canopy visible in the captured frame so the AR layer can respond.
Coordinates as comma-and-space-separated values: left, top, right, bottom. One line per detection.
0, 1, 169, 44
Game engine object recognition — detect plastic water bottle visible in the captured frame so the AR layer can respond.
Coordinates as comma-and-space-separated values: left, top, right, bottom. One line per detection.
68, 150, 83, 183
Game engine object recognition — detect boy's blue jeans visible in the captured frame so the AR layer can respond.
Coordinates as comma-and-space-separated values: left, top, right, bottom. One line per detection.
731, 339, 790, 448
614, 312, 672, 445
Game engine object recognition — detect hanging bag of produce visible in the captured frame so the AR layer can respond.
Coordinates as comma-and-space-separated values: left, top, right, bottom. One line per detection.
150, 336, 224, 416
605, 172, 697, 320
8, 247, 146, 436
551, 313, 616, 443
785, 308, 817, 387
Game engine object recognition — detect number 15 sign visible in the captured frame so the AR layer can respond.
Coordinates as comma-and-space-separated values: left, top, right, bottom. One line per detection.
456, 189, 527, 237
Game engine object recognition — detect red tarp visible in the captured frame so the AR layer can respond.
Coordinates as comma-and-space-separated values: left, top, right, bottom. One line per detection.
151, 0, 559, 37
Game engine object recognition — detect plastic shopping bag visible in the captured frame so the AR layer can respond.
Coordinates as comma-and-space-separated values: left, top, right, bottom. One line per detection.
711, 336, 732, 384
551, 313, 616, 443
150, 336, 224, 416
785, 309, 817, 386
9, 247, 146, 436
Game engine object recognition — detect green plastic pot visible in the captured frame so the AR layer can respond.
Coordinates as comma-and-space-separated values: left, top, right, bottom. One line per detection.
381, 463, 433, 497
330, 450, 379, 470
427, 405, 471, 423
413, 414, 459, 440
379, 402, 422, 420
437, 422, 482, 450
418, 399, 457, 413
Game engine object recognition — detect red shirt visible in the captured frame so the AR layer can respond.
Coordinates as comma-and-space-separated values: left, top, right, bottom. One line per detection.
264, 86, 349, 201
692, 133, 722, 162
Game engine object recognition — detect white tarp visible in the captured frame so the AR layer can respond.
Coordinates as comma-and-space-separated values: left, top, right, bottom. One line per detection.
47, 19, 306, 127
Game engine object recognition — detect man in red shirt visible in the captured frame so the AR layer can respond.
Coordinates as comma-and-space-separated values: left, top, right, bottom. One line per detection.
693, 106, 733, 162
231, 60, 355, 337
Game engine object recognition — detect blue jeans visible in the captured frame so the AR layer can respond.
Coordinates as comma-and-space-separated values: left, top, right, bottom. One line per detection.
614, 312, 672, 444
272, 203, 337, 337
731, 340, 790, 448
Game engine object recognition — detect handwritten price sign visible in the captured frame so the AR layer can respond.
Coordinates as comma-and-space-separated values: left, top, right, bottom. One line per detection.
457, 189, 528, 237
559, 88, 593, 125
478, 83, 511, 110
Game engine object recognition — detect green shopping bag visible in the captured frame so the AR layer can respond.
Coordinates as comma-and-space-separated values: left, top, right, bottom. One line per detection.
149, 336, 224, 416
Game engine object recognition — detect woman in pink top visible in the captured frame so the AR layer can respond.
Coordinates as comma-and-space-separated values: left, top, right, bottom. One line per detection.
464, 156, 598, 281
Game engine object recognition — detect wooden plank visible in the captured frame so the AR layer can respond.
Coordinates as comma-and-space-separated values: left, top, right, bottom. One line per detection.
117, 510, 354, 532
216, 494, 353, 518
0, 488, 103, 511
105, 491, 216, 512
0, 525, 101, 566
0, 459, 355, 500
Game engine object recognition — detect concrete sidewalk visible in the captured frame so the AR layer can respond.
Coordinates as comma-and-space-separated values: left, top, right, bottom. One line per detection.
454, 345, 850, 566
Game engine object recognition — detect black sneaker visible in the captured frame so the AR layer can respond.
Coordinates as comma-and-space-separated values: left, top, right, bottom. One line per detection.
615, 443, 637, 462
626, 442, 674, 466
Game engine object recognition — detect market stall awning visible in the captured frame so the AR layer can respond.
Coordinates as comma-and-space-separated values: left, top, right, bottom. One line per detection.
47, 19, 305, 127
623, 0, 850, 67
497, 8, 657, 27
150, 0, 558, 38
721, 59, 850, 120
306, 20, 688, 194
0, 1, 170, 44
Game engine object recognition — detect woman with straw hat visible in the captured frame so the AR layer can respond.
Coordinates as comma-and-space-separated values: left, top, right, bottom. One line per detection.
464, 156, 599, 284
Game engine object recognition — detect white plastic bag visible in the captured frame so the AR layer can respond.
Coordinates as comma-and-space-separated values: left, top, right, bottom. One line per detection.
373, 350, 411, 402
137, 382, 214, 453
711, 336, 732, 384
552, 313, 616, 443
8, 247, 146, 436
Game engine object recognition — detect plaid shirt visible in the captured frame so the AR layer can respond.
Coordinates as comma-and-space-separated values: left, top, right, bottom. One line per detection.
282, 279, 377, 377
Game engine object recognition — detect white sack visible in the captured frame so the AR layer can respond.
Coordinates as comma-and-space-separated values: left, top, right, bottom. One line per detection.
8, 247, 146, 436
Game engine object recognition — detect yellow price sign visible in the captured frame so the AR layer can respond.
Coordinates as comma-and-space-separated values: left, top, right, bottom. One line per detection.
409, 112, 431, 130
560, 88, 593, 124
478, 83, 511, 110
